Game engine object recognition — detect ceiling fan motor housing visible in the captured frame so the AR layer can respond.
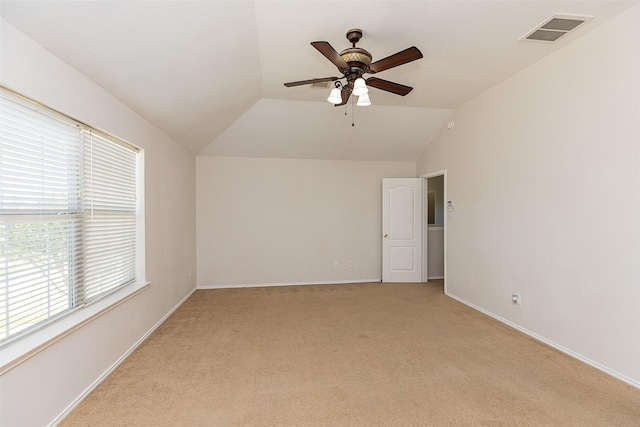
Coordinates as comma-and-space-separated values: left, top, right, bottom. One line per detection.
339, 47, 372, 85
340, 48, 372, 68
340, 28, 371, 84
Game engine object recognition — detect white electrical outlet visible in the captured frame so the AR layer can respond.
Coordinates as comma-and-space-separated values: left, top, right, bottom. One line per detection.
512, 293, 521, 305
348, 260, 353, 268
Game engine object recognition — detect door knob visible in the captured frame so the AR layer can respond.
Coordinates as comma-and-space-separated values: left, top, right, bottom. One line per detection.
383, 233, 388, 238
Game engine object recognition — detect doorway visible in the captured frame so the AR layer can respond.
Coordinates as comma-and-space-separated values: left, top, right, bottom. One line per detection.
381, 173, 447, 290
421, 170, 447, 292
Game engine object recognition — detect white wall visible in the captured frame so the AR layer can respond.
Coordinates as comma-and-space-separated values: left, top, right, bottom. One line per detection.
417, 5, 640, 386
196, 156, 415, 287
0, 20, 197, 426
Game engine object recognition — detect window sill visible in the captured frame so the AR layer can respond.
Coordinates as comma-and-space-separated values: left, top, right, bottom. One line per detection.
0, 281, 150, 375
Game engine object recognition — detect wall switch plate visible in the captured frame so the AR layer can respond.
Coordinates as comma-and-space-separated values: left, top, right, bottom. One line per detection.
334, 261, 339, 268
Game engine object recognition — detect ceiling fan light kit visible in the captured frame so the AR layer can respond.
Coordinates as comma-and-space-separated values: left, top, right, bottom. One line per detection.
284, 28, 423, 109
327, 86, 343, 104
356, 92, 371, 107
352, 77, 368, 96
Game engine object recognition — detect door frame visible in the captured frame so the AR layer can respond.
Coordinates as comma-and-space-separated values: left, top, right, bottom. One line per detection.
420, 170, 447, 294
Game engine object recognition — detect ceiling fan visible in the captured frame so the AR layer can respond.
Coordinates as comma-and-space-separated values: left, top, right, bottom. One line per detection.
284, 28, 423, 106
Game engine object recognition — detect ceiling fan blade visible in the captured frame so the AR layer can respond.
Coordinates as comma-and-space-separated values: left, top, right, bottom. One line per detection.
366, 77, 413, 96
284, 77, 339, 87
334, 87, 352, 107
368, 46, 423, 73
311, 41, 349, 70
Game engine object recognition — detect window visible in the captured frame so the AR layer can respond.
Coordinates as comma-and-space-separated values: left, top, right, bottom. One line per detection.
0, 88, 141, 344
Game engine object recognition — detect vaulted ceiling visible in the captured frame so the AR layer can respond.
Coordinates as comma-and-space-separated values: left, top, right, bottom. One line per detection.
1, 1, 637, 161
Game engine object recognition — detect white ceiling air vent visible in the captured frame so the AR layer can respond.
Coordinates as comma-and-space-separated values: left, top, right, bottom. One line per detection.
521, 14, 593, 43
310, 81, 332, 89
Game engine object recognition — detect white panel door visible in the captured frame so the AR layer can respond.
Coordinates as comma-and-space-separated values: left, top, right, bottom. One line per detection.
382, 178, 423, 282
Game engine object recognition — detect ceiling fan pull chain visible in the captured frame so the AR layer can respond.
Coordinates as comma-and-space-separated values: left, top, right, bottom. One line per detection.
352, 100, 355, 127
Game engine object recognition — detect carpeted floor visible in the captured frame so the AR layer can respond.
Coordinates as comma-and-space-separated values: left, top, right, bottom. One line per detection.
61, 281, 640, 426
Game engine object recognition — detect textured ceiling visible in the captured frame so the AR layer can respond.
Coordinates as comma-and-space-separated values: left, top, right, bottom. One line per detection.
1, 1, 637, 160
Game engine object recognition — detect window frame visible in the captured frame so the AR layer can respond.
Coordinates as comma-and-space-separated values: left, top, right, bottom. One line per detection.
0, 87, 147, 375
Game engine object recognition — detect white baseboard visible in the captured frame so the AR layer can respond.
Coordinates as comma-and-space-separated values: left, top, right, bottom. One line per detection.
444, 291, 640, 390
428, 275, 444, 280
198, 278, 382, 289
50, 287, 198, 426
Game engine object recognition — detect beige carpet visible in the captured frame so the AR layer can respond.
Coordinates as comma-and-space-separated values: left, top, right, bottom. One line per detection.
62, 281, 640, 426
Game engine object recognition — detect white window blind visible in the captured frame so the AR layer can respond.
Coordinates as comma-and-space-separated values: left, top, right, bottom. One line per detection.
0, 89, 140, 343
80, 130, 137, 303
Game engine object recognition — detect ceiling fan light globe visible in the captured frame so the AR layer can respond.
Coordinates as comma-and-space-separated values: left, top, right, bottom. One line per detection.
357, 92, 371, 106
353, 78, 368, 96
327, 88, 342, 104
